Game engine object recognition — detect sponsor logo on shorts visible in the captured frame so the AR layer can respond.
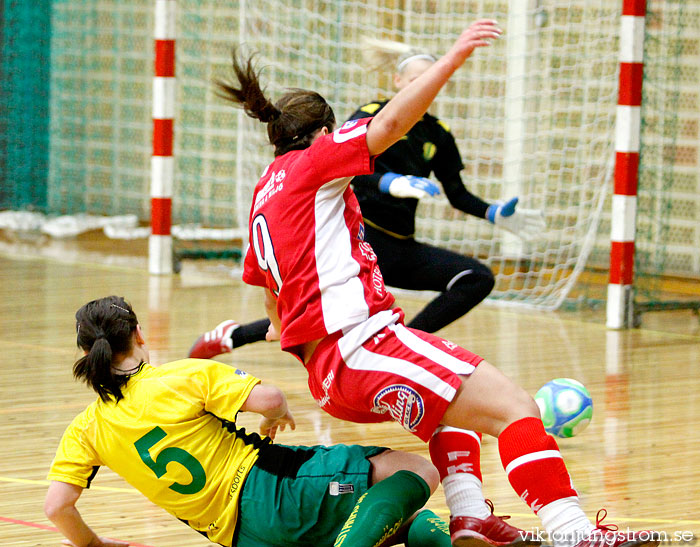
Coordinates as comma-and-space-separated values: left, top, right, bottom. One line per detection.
316, 371, 334, 408
322, 371, 334, 391
371, 384, 424, 433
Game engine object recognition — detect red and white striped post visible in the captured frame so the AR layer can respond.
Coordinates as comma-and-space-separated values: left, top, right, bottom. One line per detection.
607, 0, 645, 329
149, 0, 176, 274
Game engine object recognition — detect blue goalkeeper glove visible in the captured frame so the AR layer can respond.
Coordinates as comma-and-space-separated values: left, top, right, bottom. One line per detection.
486, 196, 546, 242
378, 172, 441, 199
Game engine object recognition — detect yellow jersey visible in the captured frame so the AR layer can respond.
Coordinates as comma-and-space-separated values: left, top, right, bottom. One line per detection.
47, 359, 265, 546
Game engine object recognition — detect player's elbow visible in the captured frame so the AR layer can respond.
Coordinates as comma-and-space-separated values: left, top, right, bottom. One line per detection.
45, 481, 82, 524
44, 494, 66, 522
245, 384, 287, 416
261, 386, 286, 414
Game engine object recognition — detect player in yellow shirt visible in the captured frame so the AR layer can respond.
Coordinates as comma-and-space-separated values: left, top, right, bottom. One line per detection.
45, 295, 451, 547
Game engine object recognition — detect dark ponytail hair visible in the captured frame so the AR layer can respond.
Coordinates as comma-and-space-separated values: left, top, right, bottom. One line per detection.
215, 48, 336, 156
73, 296, 139, 402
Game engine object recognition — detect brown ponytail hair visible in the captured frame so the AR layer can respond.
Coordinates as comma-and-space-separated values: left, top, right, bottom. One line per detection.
215, 48, 336, 156
73, 296, 139, 402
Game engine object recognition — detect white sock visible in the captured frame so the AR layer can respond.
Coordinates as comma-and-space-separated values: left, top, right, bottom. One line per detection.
538, 497, 594, 547
442, 473, 491, 519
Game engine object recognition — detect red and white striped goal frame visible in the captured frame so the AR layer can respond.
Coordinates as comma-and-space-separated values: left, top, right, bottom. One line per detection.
607, 0, 646, 328
149, 0, 176, 274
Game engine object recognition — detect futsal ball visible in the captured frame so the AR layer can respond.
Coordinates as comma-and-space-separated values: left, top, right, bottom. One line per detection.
535, 378, 593, 438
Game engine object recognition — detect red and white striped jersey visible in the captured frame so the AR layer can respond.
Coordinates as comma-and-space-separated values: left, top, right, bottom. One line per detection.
242, 118, 395, 352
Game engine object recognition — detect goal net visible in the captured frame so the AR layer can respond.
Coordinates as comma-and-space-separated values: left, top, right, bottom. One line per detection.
176, 0, 621, 310
1, 1, 698, 312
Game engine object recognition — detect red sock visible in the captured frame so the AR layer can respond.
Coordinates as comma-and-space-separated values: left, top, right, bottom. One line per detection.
498, 417, 577, 513
429, 426, 482, 481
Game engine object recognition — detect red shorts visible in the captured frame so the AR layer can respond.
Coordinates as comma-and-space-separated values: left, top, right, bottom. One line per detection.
305, 310, 483, 442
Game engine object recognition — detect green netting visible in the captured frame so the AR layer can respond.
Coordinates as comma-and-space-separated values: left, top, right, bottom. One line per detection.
0, 1, 51, 211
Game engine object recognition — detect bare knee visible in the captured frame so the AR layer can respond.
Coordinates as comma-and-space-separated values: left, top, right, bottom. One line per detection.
479, 377, 542, 436
441, 361, 542, 437
410, 455, 440, 493
500, 385, 541, 432
369, 449, 439, 494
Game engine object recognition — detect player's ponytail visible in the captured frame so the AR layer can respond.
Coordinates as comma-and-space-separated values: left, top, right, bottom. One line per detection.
215, 50, 281, 124
216, 48, 335, 156
73, 296, 139, 403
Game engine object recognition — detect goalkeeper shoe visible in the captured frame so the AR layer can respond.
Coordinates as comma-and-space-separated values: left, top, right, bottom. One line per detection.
451, 500, 539, 547
188, 320, 238, 359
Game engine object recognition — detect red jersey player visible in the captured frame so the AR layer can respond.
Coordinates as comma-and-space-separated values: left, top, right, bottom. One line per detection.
223, 19, 658, 547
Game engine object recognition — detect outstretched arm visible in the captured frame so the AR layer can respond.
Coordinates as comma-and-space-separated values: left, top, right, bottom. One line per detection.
366, 19, 501, 157
441, 172, 490, 217
442, 174, 545, 241
44, 481, 128, 547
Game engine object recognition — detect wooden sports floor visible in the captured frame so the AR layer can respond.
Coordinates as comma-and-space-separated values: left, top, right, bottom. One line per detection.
1, 237, 699, 546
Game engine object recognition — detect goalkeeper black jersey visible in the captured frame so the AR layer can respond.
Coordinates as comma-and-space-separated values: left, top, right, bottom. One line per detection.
347, 100, 487, 238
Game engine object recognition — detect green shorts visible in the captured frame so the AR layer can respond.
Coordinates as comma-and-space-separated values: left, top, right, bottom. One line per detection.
234, 443, 386, 547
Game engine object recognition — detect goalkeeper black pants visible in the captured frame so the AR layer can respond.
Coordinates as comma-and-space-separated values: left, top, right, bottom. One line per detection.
364, 224, 495, 333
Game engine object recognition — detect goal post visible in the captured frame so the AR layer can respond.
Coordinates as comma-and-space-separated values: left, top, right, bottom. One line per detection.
149, 0, 176, 275
607, 0, 645, 329
500, 0, 532, 260
607, 0, 700, 327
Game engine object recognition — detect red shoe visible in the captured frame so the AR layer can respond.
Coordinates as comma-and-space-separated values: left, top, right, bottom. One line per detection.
571, 509, 661, 547
188, 320, 238, 359
451, 500, 540, 547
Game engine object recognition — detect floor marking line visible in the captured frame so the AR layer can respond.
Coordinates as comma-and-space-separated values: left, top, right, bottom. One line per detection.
0, 516, 156, 547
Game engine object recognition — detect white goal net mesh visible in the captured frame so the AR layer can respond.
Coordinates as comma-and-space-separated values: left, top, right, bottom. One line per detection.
198, 0, 621, 309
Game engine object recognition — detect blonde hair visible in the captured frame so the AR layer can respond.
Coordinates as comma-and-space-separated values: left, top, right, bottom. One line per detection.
361, 36, 434, 74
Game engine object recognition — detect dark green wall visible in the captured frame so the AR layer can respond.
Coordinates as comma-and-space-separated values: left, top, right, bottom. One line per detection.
0, 1, 51, 211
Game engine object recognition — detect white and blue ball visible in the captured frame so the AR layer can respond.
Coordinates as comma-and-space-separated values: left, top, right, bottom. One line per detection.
535, 378, 593, 438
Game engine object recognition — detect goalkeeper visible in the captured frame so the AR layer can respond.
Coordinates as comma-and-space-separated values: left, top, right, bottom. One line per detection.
345, 48, 546, 334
